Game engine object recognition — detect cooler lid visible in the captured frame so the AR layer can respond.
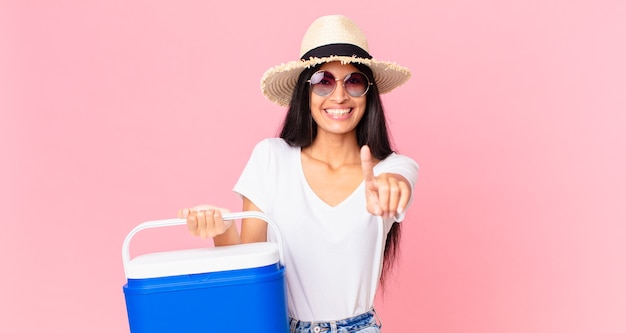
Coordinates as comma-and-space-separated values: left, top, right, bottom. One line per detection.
124, 242, 280, 279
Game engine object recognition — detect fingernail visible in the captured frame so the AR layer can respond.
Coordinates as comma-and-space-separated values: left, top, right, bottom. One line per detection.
397, 206, 404, 215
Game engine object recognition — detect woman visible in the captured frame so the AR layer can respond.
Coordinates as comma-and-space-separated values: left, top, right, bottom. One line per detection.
179, 15, 418, 333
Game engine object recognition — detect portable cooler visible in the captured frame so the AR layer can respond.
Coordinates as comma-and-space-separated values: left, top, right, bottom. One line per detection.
122, 211, 288, 333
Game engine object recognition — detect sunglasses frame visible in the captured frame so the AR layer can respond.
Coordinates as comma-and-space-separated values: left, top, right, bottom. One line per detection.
307, 70, 373, 97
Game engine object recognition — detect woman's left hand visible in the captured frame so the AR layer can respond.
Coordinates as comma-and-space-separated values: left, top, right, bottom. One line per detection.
361, 145, 411, 219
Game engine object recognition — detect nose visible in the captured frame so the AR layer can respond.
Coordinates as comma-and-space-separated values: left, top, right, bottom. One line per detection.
329, 78, 348, 103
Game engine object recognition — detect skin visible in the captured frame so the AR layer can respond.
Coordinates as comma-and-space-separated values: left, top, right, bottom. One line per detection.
179, 61, 411, 245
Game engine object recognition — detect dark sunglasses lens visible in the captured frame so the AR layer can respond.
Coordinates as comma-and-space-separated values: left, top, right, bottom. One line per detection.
345, 72, 369, 97
310, 71, 336, 96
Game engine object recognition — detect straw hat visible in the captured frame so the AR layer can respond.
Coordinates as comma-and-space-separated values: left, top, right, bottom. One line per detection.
260, 15, 412, 106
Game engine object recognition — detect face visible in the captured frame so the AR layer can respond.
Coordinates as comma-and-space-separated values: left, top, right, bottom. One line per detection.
309, 61, 368, 138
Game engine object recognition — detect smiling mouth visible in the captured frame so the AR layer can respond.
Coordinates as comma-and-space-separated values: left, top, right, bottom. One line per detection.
325, 108, 352, 116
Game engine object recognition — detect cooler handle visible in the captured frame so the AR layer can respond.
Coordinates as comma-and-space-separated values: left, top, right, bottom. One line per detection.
122, 211, 285, 267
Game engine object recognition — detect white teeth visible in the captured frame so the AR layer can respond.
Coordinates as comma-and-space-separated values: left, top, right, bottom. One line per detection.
325, 109, 351, 116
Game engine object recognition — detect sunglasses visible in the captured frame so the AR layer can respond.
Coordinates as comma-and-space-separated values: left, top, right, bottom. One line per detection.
307, 70, 372, 97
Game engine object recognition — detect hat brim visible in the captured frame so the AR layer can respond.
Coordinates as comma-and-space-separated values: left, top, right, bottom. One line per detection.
260, 55, 411, 107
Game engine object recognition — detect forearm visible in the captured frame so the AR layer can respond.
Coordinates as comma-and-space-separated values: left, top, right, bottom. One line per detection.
213, 221, 242, 246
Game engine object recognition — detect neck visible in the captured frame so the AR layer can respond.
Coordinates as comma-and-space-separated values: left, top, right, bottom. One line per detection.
304, 132, 360, 167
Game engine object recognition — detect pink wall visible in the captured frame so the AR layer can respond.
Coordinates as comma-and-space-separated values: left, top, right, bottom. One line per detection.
2, 1, 625, 332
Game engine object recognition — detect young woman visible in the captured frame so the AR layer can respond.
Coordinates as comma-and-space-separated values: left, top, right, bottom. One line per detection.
179, 15, 418, 333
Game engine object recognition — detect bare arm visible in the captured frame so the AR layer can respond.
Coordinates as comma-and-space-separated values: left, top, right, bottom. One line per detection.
178, 197, 268, 246
240, 197, 269, 243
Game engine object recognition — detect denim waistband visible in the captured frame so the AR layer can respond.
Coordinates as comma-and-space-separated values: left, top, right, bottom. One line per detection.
289, 309, 381, 333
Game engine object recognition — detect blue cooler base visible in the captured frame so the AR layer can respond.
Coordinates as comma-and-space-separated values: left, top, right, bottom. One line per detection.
123, 264, 288, 333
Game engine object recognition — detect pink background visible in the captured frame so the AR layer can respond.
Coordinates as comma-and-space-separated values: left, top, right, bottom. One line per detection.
2, 1, 625, 332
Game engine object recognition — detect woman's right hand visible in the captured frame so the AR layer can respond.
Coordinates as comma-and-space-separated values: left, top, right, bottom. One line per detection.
177, 204, 232, 239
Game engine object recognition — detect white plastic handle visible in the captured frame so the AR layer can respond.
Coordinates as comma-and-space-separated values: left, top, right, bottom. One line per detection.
122, 211, 284, 267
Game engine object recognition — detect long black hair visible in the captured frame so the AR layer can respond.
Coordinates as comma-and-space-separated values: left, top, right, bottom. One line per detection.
279, 63, 402, 287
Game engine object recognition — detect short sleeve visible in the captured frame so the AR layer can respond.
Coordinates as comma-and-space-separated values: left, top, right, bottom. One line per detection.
232, 139, 271, 212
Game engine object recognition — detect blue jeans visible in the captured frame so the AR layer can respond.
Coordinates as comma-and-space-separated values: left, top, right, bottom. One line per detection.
289, 309, 382, 333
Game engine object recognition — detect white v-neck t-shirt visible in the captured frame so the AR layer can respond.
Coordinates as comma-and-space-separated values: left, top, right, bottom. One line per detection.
233, 138, 418, 321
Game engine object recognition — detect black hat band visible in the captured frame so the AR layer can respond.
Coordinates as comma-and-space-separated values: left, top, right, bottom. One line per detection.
300, 43, 372, 60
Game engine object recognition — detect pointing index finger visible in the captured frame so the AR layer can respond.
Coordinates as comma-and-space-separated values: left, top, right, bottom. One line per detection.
361, 145, 382, 216
361, 145, 376, 185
